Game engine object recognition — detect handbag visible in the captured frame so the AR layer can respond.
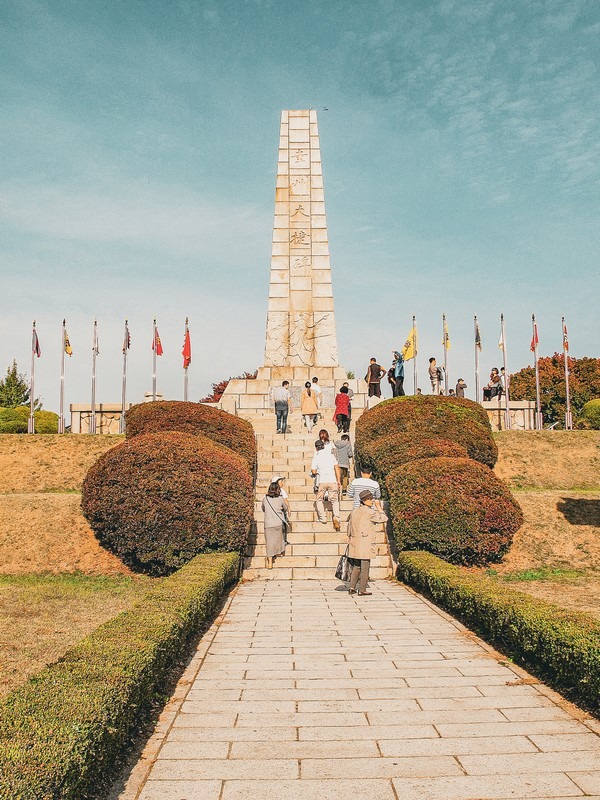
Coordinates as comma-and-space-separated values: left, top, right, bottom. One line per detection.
335, 544, 351, 581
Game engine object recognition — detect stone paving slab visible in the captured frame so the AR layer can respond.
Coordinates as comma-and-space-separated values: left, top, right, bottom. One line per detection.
118, 580, 600, 800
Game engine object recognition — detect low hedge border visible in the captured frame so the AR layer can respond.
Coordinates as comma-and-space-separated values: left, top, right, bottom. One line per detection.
0, 552, 239, 800
396, 551, 600, 715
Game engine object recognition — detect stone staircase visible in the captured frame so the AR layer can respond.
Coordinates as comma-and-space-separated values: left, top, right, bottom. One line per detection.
243, 413, 393, 580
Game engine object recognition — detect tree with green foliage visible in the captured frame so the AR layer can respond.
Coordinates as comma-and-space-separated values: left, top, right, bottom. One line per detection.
510, 354, 600, 426
0, 360, 30, 408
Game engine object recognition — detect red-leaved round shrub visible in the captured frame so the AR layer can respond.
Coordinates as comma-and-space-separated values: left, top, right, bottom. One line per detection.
82, 432, 253, 575
387, 457, 522, 565
357, 434, 469, 480
125, 401, 256, 470
356, 395, 497, 468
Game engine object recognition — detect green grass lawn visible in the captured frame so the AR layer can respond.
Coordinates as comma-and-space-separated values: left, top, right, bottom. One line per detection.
0, 572, 156, 698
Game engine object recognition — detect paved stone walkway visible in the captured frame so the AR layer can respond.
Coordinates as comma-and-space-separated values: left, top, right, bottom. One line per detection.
120, 580, 600, 800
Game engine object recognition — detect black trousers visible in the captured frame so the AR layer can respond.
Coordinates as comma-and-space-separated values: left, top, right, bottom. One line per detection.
336, 413, 350, 433
393, 377, 405, 397
368, 383, 381, 398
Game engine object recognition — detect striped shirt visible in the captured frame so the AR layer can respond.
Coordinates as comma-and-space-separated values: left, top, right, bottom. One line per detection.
347, 477, 382, 508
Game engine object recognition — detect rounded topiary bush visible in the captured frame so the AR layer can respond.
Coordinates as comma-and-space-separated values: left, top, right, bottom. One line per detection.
0, 408, 27, 433
125, 401, 256, 470
356, 395, 498, 468
581, 399, 600, 430
0, 407, 59, 433
358, 434, 469, 479
387, 456, 522, 565
82, 431, 254, 575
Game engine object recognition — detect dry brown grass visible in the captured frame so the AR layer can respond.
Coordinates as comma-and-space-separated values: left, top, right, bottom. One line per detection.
0, 435, 128, 575
0, 573, 153, 698
0, 493, 129, 574
478, 430, 600, 618
494, 430, 600, 490
496, 491, 600, 572
0, 434, 122, 493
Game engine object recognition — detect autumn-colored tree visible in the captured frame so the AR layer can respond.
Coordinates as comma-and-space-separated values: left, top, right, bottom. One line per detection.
200, 370, 258, 403
510, 354, 600, 426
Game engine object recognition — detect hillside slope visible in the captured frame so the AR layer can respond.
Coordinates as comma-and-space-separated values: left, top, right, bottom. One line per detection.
0, 435, 127, 574
0, 431, 598, 577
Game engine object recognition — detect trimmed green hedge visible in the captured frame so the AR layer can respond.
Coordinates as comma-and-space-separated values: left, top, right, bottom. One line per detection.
0, 407, 59, 434
0, 552, 239, 800
355, 395, 498, 468
397, 551, 600, 714
581, 398, 600, 430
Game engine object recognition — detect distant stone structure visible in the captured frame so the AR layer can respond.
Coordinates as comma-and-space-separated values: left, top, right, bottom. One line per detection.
70, 404, 132, 434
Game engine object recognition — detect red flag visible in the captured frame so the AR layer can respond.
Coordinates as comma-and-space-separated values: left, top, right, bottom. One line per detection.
182, 329, 191, 369
562, 320, 569, 352
530, 322, 539, 353
33, 329, 41, 358
152, 327, 163, 356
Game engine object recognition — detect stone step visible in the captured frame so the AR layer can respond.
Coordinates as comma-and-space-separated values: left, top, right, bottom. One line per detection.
243, 554, 392, 571
254, 500, 356, 512
242, 565, 391, 581
250, 518, 388, 535
245, 542, 392, 558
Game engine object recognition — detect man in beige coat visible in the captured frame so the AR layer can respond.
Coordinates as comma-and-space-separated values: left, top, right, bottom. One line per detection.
347, 490, 388, 595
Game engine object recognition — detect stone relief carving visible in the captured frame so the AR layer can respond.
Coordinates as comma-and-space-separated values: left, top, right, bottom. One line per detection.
290, 230, 310, 246
290, 176, 309, 195
290, 204, 309, 218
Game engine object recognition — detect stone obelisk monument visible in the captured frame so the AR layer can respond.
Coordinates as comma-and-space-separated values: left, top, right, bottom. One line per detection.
221, 109, 351, 417
260, 109, 345, 381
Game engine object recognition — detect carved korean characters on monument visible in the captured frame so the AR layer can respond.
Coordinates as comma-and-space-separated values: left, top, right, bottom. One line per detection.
264, 110, 340, 370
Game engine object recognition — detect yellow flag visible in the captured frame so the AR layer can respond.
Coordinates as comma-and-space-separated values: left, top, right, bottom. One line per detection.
443, 318, 451, 350
401, 325, 417, 361
64, 330, 73, 356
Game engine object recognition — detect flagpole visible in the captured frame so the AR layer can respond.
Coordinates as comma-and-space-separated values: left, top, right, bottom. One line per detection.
412, 315, 418, 395
90, 320, 98, 434
152, 319, 157, 402
562, 316, 573, 430
500, 313, 511, 430
184, 317, 189, 402
474, 315, 480, 403
532, 314, 543, 430
120, 319, 128, 434
442, 314, 448, 395
59, 319, 66, 434
28, 321, 36, 434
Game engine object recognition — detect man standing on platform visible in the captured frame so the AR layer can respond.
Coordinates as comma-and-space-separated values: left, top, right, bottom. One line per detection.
392, 351, 405, 397
272, 380, 292, 434
365, 357, 386, 398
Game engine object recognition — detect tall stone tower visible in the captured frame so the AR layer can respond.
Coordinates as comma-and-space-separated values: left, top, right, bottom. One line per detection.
261, 109, 344, 379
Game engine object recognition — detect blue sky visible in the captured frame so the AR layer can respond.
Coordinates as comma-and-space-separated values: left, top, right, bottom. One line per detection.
1, 0, 598, 411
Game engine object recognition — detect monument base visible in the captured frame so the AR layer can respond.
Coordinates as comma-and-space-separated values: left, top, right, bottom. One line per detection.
482, 399, 536, 431
220, 372, 372, 422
